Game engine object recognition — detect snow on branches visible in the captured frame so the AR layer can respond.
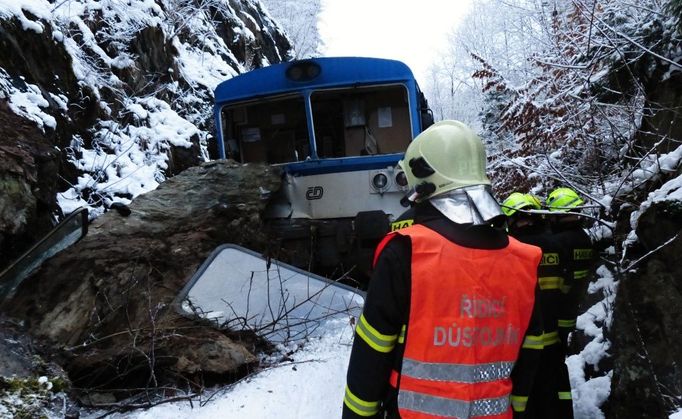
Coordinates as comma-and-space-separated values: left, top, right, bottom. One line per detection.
472, 0, 681, 201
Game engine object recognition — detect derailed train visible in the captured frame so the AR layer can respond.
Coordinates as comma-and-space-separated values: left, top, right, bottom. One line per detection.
213, 57, 433, 282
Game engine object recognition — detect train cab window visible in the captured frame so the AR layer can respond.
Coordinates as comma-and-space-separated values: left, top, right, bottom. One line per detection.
311, 85, 412, 158
220, 95, 309, 164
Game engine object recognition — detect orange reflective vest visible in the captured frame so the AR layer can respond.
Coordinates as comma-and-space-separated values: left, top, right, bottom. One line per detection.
377, 224, 541, 419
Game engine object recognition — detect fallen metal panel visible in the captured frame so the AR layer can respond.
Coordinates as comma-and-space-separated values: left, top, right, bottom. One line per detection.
0, 207, 89, 301
174, 244, 364, 344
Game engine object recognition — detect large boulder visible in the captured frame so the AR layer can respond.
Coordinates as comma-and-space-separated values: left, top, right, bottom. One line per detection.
2, 160, 281, 400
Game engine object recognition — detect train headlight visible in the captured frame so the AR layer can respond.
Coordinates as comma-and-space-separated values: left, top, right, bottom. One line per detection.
286, 61, 321, 82
372, 173, 389, 190
395, 171, 408, 187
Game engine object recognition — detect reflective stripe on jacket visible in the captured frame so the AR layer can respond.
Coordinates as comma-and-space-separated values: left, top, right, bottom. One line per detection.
390, 224, 541, 418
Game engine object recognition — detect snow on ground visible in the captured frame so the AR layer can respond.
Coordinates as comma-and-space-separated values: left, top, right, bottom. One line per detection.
103, 318, 356, 419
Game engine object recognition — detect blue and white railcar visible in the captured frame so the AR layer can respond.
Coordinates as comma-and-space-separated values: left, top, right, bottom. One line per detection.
213, 57, 432, 279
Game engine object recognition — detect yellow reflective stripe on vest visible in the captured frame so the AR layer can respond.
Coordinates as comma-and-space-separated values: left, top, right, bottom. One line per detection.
511, 395, 528, 412
398, 324, 406, 344
538, 276, 563, 290
574, 269, 589, 280
399, 390, 510, 418
543, 331, 560, 346
344, 385, 380, 417
558, 318, 576, 328
401, 357, 514, 384
355, 314, 397, 353
558, 391, 573, 400
522, 334, 544, 350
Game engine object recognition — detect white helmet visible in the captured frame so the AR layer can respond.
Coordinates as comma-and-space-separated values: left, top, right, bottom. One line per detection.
398, 120, 490, 202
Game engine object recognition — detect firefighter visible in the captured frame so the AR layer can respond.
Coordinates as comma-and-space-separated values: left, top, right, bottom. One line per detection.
502, 192, 574, 419
546, 187, 596, 351
343, 120, 544, 419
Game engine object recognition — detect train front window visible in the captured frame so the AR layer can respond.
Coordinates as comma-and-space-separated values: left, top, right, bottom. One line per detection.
311, 85, 412, 158
220, 95, 309, 164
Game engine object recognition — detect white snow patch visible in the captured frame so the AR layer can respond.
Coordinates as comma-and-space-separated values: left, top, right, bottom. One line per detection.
565, 356, 611, 419
126, 103, 149, 121
175, 40, 239, 90
0, 0, 51, 33
108, 318, 356, 419
49, 92, 68, 111
8, 83, 56, 130
57, 188, 92, 217
567, 264, 618, 418
111, 54, 135, 69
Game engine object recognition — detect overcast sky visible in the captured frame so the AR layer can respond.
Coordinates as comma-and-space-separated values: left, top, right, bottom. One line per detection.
318, 0, 472, 86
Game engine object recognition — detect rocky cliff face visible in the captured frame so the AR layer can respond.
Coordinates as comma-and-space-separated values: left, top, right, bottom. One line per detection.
597, 63, 682, 417
0, 101, 61, 265
0, 0, 292, 269
606, 193, 682, 417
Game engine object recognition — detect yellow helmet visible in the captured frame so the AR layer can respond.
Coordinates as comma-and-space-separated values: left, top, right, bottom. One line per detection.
546, 187, 584, 212
501, 192, 541, 216
398, 120, 490, 202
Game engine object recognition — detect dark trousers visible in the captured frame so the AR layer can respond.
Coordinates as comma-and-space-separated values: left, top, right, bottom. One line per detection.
526, 344, 574, 419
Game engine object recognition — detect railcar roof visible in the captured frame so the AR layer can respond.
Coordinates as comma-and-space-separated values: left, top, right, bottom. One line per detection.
214, 57, 415, 104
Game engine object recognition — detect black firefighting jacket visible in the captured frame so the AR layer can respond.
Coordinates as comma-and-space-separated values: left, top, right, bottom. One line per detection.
510, 218, 575, 418
550, 219, 596, 349
510, 219, 569, 348
343, 203, 543, 418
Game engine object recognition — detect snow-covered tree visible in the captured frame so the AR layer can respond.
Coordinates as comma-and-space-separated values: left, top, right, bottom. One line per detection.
260, 0, 322, 58
471, 0, 681, 198
424, 0, 553, 128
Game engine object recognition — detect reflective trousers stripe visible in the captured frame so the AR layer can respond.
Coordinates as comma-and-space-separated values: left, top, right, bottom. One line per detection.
401, 357, 514, 383
538, 276, 563, 290
355, 314, 397, 353
344, 385, 380, 417
399, 390, 510, 418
